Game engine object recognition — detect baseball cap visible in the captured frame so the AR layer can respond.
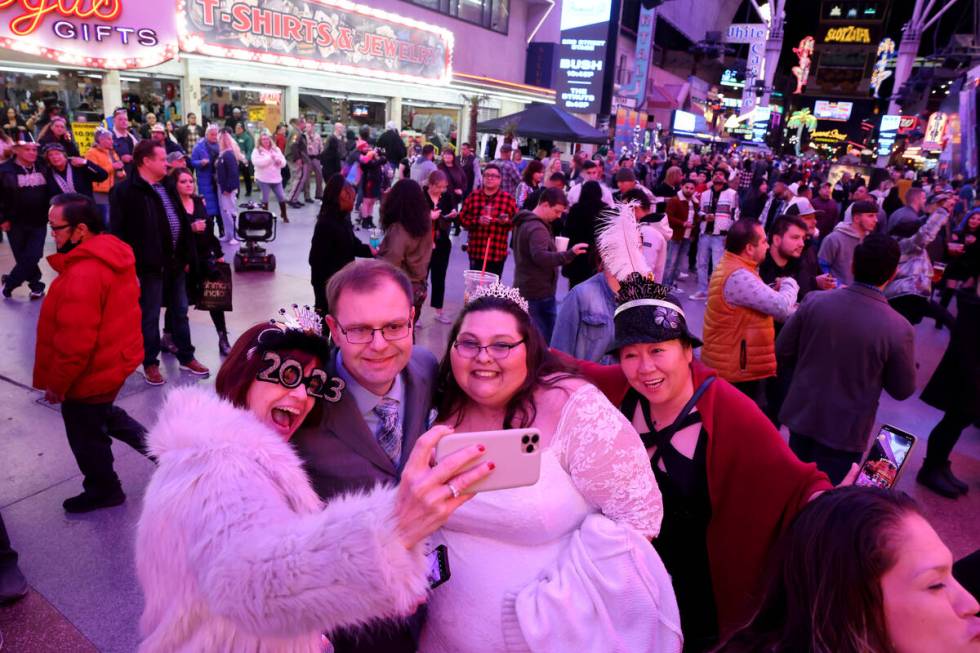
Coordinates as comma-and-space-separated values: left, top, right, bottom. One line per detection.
551, 146, 562, 154
40, 142, 65, 155
166, 151, 186, 165
615, 168, 637, 183
786, 198, 816, 216
500, 143, 513, 153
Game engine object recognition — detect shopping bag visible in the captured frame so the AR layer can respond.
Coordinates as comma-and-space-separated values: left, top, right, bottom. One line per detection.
196, 262, 233, 312
346, 161, 362, 186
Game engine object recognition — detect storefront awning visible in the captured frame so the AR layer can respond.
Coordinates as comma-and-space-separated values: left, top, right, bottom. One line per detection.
476, 103, 608, 144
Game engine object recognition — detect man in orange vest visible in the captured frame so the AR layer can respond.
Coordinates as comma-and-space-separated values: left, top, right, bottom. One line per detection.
702, 219, 799, 408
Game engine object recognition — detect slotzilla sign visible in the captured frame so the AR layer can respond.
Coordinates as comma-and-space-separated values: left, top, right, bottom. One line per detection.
178, 0, 454, 84
0, 0, 178, 68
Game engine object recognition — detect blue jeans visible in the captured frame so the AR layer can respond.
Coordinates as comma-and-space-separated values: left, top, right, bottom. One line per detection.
696, 233, 726, 292
528, 296, 557, 343
139, 271, 195, 367
663, 239, 690, 287
4, 223, 46, 292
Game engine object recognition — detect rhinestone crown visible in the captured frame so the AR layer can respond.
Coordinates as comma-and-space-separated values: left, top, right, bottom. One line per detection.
271, 304, 323, 337
467, 282, 530, 314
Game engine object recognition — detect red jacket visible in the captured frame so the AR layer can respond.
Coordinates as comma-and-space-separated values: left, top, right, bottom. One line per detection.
559, 353, 832, 636
34, 235, 143, 402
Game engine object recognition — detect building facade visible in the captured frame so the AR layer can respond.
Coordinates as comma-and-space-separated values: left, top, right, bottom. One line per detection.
0, 0, 553, 146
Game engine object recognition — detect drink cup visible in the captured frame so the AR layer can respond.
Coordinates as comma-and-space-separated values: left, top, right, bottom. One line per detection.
554, 236, 569, 252
932, 262, 947, 284
369, 228, 382, 249
463, 270, 500, 304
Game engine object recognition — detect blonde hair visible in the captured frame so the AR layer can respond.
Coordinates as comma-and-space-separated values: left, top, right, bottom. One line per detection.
218, 130, 246, 163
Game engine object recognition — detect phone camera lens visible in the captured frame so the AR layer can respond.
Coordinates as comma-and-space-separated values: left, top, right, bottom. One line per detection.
531, 434, 539, 444
521, 435, 530, 444
526, 444, 535, 453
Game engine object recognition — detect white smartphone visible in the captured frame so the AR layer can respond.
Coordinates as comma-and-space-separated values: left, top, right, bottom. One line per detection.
434, 428, 542, 494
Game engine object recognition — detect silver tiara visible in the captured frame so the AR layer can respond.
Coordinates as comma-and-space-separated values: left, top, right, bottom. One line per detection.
468, 282, 530, 314
273, 304, 322, 337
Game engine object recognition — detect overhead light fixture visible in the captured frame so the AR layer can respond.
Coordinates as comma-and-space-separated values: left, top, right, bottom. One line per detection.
0, 65, 58, 76
228, 85, 282, 93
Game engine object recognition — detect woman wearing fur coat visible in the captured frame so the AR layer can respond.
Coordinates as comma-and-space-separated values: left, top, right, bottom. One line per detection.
135, 313, 492, 652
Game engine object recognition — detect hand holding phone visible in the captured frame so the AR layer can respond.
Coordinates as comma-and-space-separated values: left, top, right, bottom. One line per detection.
855, 424, 916, 489
434, 428, 542, 493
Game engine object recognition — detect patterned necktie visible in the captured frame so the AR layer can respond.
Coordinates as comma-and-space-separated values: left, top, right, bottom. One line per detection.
373, 397, 402, 466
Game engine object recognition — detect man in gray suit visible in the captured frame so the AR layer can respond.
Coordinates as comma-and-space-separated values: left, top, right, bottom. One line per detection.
292, 259, 437, 653
776, 234, 916, 484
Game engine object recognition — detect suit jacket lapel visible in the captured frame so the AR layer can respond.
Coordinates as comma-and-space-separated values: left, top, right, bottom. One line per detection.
322, 353, 397, 475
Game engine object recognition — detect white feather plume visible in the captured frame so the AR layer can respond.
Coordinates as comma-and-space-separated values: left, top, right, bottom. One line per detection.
597, 202, 651, 282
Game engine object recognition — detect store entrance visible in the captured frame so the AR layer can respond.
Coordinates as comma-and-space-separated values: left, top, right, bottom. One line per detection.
201, 83, 283, 134
299, 92, 385, 142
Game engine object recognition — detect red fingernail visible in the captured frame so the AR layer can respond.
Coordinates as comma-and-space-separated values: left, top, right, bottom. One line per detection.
488, 462, 495, 470
478, 444, 486, 452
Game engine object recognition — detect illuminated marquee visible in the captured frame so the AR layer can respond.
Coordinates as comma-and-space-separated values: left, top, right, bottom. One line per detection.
178, 0, 454, 85
811, 128, 848, 142
824, 26, 871, 43
791, 36, 815, 95
0, 0, 177, 68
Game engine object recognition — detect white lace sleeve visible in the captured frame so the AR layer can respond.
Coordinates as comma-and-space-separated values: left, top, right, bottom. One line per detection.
553, 384, 663, 538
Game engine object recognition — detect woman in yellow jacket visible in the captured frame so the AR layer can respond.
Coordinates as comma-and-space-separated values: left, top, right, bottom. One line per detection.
85, 128, 125, 227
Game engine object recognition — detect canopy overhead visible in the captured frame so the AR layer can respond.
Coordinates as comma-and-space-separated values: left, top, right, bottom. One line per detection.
476, 103, 609, 144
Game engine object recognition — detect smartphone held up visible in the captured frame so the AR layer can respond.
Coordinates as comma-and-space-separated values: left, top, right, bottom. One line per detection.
855, 424, 917, 490
434, 428, 542, 494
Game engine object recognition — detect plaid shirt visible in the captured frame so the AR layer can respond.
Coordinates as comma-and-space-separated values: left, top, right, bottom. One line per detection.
460, 189, 518, 263
738, 169, 754, 190
492, 159, 522, 196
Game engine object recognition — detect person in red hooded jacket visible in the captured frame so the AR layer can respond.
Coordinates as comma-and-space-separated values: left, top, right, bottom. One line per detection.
33, 193, 149, 514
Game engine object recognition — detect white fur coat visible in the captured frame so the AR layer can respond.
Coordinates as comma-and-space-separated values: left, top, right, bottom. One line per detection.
135, 386, 430, 652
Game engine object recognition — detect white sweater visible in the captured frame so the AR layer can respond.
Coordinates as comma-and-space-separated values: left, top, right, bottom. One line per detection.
135, 386, 430, 652
251, 145, 287, 185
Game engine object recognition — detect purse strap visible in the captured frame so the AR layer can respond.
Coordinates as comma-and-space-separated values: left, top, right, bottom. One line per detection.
639, 376, 715, 452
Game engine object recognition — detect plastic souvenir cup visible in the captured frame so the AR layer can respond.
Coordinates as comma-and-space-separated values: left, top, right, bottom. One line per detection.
554, 236, 569, 252
463, 270, 500, 304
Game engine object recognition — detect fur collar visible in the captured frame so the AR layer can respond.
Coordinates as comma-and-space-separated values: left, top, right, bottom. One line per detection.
148, 385, 289, 459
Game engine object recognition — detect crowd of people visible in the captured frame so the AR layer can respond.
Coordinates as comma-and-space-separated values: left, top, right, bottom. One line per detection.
0, 103, 979, 653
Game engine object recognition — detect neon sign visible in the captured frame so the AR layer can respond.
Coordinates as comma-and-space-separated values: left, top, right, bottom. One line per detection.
792, 36, 815, 95
0, 0, 176, 68
870, 38, 895, 98
179, 0, 454, 85
811, 128, 848, 142
824, 26, 871, 43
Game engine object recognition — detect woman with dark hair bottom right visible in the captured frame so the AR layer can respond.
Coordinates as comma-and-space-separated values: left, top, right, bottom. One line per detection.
717, 487, 980, 653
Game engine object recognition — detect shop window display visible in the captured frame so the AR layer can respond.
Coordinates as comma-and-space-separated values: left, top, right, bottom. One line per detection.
299, 93, 385, 140
401, 104, 459, 151
0, 69, 104, 136
201, 84, 283, 134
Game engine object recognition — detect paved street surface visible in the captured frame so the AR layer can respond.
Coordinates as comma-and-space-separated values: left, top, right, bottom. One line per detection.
1, 201, 977, 651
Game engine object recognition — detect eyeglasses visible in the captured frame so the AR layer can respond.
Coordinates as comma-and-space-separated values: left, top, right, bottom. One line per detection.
483, 172, 501, 178
49, 223, 72, 232
335, 320, 412, 344
453, 339, 525, 360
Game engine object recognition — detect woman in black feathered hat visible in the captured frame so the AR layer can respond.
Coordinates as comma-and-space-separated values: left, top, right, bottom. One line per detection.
564, 203, 834, 651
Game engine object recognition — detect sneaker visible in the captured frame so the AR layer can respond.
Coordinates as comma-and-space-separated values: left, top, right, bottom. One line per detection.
943, 461, 969, 495
0, 563, 28, 604
305, 198, 316, 204
142, 365, 166, 385
29, 289, 45, 299
180, 359, 210, 376
160, 333, 179, 355
62, 489, 126, 514
434, 312, 453, 324
228, 239, 240, 246
678, 272, 690, 279
689, 291, 708, 301
916, 465, 960, 499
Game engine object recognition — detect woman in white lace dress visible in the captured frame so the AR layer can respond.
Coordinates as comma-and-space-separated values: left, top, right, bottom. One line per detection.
420, 286, 681, 653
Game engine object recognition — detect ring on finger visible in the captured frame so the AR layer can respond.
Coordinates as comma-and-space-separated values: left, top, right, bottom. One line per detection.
447, 482, 460, 499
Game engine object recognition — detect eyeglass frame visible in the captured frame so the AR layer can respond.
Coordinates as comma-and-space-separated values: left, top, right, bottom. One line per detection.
332, 318, 413, 344
452, 338, 526, 360
49, 222, 73, 233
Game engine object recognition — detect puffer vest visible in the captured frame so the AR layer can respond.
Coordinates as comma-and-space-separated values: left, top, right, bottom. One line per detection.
701, 251, 776, 382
